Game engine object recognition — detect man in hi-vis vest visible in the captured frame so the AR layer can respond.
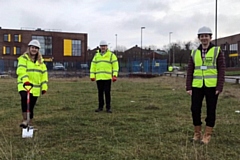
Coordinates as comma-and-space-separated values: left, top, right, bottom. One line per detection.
90, 40, 119, 113
186, 26, 225, 144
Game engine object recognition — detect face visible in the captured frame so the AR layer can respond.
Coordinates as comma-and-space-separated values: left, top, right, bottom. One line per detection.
198, 34, 212, 46
100, 45, 108, 52
29, 46, 39, 55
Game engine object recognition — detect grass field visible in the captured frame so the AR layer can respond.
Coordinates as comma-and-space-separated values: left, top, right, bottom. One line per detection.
225, 70, 240, 76
0, 76, 239, 160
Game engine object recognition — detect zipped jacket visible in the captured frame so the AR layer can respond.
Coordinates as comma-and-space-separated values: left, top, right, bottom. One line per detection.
90, 50, 119, 80
16, 53, 48, 96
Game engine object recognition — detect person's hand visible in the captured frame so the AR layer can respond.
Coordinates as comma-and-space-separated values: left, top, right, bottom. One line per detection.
91, 78, 95, 81
216, 90, 220, 95
42, 90, 46, 95
112, 76, 117, 82
24, 81, 31, 85
186, 90, 192, 96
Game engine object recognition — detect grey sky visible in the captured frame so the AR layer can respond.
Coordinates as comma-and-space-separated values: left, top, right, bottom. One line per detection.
0, 0, 239, 50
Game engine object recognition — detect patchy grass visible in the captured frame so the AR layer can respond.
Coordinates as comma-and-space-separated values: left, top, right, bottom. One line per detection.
0, 77, 239, 159
225, 70, 240, 76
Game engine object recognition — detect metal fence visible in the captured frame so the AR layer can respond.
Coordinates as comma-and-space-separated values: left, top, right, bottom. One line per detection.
0, 58, 168, 77
127, 59, 167, 74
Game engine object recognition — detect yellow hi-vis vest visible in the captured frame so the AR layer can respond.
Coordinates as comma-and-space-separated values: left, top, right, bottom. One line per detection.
192, 47, 220, 88
16, 53, 48, 96
168, 66, 173, 72
90, 50, 119, 81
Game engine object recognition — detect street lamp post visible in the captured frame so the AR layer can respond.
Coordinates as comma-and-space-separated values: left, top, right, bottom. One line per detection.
141, 27, 145, 72
169, 32, 172, 66
215, 0, 218, 46
115, 34, 118, 56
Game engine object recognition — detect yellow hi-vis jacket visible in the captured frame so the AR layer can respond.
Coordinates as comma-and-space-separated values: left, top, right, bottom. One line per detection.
16, 53, 48, 96
168, 66, 173, 72
90, 50, 119, 80
192, 47, 220, 88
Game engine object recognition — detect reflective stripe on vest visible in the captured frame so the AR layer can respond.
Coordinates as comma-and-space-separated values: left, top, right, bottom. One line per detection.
191, 47, 219, 88
90, 51, 116, 80
192, 47, 218, 70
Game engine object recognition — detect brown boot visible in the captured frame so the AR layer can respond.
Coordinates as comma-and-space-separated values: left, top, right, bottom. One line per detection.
201, 126, 213, 144
192, 125, 202, 141
20, 112, 28, 128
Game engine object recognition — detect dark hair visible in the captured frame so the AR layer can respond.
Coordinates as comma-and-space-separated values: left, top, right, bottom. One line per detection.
198, 34, 212, 38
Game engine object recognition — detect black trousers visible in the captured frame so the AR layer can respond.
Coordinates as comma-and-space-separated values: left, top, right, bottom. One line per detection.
19, 91, 38, 119
96, 80, 111, 110
191, 87, 219, 127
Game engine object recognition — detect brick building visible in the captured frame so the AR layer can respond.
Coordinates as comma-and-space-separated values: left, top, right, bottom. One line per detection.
212, 34, 240, 67
0, 27, 87, 72
123, 45, 167, 63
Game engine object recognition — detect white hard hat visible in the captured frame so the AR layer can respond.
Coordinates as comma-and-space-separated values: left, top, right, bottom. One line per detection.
197, 26, 212, 35
99, 40, 108, 46
28, 39, 41, 49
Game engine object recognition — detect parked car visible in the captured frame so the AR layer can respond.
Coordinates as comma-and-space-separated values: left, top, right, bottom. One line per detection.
53, 64, 66, 71
81, 63, 89, 69
173, 66, 180, 71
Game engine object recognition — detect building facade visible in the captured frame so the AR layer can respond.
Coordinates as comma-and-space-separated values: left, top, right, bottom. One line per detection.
212, 34, 240, 68
122, 45, 168, 73
0, 27, 87, 72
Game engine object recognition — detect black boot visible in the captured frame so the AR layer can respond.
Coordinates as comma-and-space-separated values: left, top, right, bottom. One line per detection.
95, 108, 103, 112
106, 109, 112, 113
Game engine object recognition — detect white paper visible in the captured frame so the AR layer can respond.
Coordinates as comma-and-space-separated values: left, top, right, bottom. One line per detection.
22, 128, 34, 138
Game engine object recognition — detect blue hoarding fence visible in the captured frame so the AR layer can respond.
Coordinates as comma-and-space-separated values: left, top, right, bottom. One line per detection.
127, 59, 167, 74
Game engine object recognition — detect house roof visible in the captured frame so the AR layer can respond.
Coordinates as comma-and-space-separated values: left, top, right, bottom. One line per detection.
153, 50, 167, 55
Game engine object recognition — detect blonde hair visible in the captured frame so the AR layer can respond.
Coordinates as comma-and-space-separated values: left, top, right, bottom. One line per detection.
24, 48, 43, 64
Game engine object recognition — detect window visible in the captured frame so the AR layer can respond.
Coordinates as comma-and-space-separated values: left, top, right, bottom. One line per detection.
14, 46, 21, 55
230, 43, 238, 54
6, 46, 10, 54
14, 34, 21, 42
222, 44, 227, 51
72, 40, 81, 56
63, 39, 82, 56
44, 37, 52, 55
64, 62, 68, 67
14, 61, 18, 67
4, 34, 8, 42
32, 36, 52, 55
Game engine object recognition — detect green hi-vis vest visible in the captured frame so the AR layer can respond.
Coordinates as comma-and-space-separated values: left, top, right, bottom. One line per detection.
16, 53, 48, 96
168, 66, 173, 72
90, 50, 119, 81
192, 47, 220, 88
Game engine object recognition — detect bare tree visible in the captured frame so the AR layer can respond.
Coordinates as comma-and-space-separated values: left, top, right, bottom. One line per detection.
165, 41, 192, 66
191, 38, 201, 49
115, 45, 127, 52
147, 45, 158, 50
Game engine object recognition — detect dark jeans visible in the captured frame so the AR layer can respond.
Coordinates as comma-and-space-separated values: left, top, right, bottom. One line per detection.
96, 80, 111, 110
19, 91, 38, 119
191, 87, 219, 127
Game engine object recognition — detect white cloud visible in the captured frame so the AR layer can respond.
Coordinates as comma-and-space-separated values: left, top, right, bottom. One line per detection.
0, 0, 239, 50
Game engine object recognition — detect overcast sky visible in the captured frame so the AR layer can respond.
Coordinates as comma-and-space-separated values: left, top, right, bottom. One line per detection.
0, 0, 239, 50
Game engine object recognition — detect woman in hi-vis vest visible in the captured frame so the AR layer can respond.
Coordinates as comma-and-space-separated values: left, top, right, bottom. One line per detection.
186, 26, 225, 144
16, 40, 48, 128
